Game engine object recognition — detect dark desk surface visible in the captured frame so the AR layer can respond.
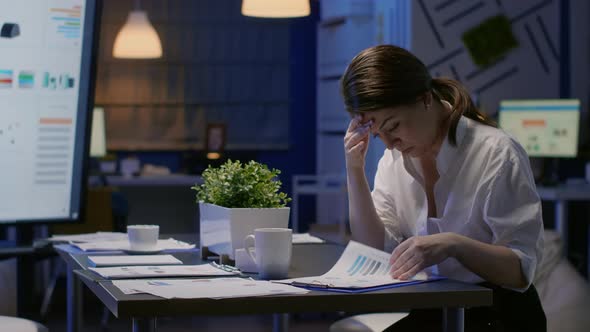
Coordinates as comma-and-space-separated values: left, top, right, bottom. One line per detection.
536, 183, 590, 200
57, 243, 493, 319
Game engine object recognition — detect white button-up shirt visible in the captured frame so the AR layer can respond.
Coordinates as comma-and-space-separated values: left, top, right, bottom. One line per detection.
372, 116, 543, 289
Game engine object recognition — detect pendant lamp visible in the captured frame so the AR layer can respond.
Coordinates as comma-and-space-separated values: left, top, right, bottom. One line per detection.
113, 0, 162, 59
241, 0, 310, 18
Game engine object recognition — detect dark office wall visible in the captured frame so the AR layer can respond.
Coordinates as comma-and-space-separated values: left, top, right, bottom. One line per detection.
93, 0, 318, 230
96, 0, 291, 151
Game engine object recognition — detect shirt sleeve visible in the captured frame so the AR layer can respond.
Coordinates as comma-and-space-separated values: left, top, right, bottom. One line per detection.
371, 154, 404, 253
483, 155, 544, 291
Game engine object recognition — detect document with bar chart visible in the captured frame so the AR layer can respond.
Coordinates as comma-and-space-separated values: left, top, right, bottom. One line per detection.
276, 241, 443, 293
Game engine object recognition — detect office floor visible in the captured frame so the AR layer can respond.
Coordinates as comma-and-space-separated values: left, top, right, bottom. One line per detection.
42, 284, 340, 332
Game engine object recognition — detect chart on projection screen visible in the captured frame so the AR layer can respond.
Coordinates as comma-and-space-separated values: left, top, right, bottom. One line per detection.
0, 0, 87, 221
499, 99, 580, 158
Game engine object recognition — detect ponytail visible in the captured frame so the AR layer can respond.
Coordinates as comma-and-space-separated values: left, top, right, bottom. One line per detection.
431, 78, 496, 146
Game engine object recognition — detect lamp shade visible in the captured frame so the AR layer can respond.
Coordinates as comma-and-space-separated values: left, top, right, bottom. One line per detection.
90, 107, 107, 158
113, 11, 162, 59
241, 0, 310, 18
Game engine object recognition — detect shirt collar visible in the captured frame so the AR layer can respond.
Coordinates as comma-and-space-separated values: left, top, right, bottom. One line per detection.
436, 116, 468, 176
394, 116, 469, 183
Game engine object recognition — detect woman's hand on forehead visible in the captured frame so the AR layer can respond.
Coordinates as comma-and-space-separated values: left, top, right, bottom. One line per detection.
357, 114, 373, 126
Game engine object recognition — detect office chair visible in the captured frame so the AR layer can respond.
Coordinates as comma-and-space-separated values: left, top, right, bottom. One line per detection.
0, 315, 48, 332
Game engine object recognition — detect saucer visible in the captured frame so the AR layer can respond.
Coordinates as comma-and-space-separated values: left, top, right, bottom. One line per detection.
123, 248, 163, 255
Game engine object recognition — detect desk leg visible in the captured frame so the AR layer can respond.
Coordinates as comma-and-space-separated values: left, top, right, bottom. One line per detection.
132, 317, 157, 332
273, 313, 289, 332
555, 200, 569, 256
292, 192, 299, 233
443, 307, 464, 332
66, 266, 83, 332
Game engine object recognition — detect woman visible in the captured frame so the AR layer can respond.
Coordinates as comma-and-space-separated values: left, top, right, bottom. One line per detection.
341, 45, 545, 331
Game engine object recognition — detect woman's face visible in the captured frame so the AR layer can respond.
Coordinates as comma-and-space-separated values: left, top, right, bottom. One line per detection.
361, 100, 441, 158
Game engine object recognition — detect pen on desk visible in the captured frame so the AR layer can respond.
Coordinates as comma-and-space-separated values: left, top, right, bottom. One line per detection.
221, 263, 239, 271
210, 261, 240, 272
291, 280, 331, 289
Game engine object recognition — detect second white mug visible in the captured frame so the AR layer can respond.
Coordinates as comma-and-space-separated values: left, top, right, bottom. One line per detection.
243, 228, 292, 279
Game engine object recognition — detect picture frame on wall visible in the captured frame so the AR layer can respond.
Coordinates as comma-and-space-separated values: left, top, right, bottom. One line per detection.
205, 123, 226, 159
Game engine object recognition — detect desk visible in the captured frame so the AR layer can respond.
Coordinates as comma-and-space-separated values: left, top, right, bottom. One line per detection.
88, 175, 203, 234
537, 184, 590, 276
89, 174, 201, 187
56, 244, 492, 332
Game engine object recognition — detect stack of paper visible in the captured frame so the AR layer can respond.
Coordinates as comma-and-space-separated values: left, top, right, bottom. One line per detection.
88, 255, 182, 267
73, 238, 195, 252
48, 232, 195, 252
90, 264, 239, 279
292, 233, 325, 244
275, 241, 443, 293
112, 278, 309, 299
48, 232, 128, 243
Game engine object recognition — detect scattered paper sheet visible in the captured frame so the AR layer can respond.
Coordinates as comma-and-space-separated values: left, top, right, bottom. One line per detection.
112, 278, 309, 299
48, 232, 128, 243
88, 255, 183, 267
73, 238, 195, 252
89, 264, 239, 279
292, 233, 325, 244
276, 241, 432, 290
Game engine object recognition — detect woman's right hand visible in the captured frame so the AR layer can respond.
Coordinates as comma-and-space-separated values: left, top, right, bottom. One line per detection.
344, 115, 372, 170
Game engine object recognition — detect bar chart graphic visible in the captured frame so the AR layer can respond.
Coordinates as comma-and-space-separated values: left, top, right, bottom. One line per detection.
18, 70, 35, 88
346, 254, 390, 277
36, 117, 72, 185
0, 70, 13, 88
49, 4, 82, 41
42, 72, 75, 90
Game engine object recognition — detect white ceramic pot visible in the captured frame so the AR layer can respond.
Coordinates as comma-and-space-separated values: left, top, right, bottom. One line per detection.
199, 202, 290, 260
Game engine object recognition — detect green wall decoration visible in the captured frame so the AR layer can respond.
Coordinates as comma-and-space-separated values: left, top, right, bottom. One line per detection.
462, 15, 519, 67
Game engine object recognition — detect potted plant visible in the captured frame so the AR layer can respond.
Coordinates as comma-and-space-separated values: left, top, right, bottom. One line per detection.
192, 160, 291, 260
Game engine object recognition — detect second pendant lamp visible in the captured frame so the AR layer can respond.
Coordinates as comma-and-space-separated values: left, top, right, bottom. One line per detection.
241, 0, 310, 18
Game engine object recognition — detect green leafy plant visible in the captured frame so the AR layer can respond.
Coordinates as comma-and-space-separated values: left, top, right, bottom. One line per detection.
191, 160, 291, 208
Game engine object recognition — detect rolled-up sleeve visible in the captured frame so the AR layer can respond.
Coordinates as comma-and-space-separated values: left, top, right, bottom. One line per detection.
483, 157, 544, 291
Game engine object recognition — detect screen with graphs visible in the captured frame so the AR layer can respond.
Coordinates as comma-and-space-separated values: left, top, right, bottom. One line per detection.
499, 99, 580, 158
0, 0, 99, 224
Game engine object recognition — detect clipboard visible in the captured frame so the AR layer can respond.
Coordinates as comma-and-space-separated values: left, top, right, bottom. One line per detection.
290, 276, 446, 293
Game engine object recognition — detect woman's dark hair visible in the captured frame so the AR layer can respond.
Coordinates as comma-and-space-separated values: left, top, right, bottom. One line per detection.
340, 44, 496, 145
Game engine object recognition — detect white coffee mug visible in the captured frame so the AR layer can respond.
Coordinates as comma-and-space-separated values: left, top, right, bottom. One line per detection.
243, 228, 292, 279
127, 225, 159, 251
